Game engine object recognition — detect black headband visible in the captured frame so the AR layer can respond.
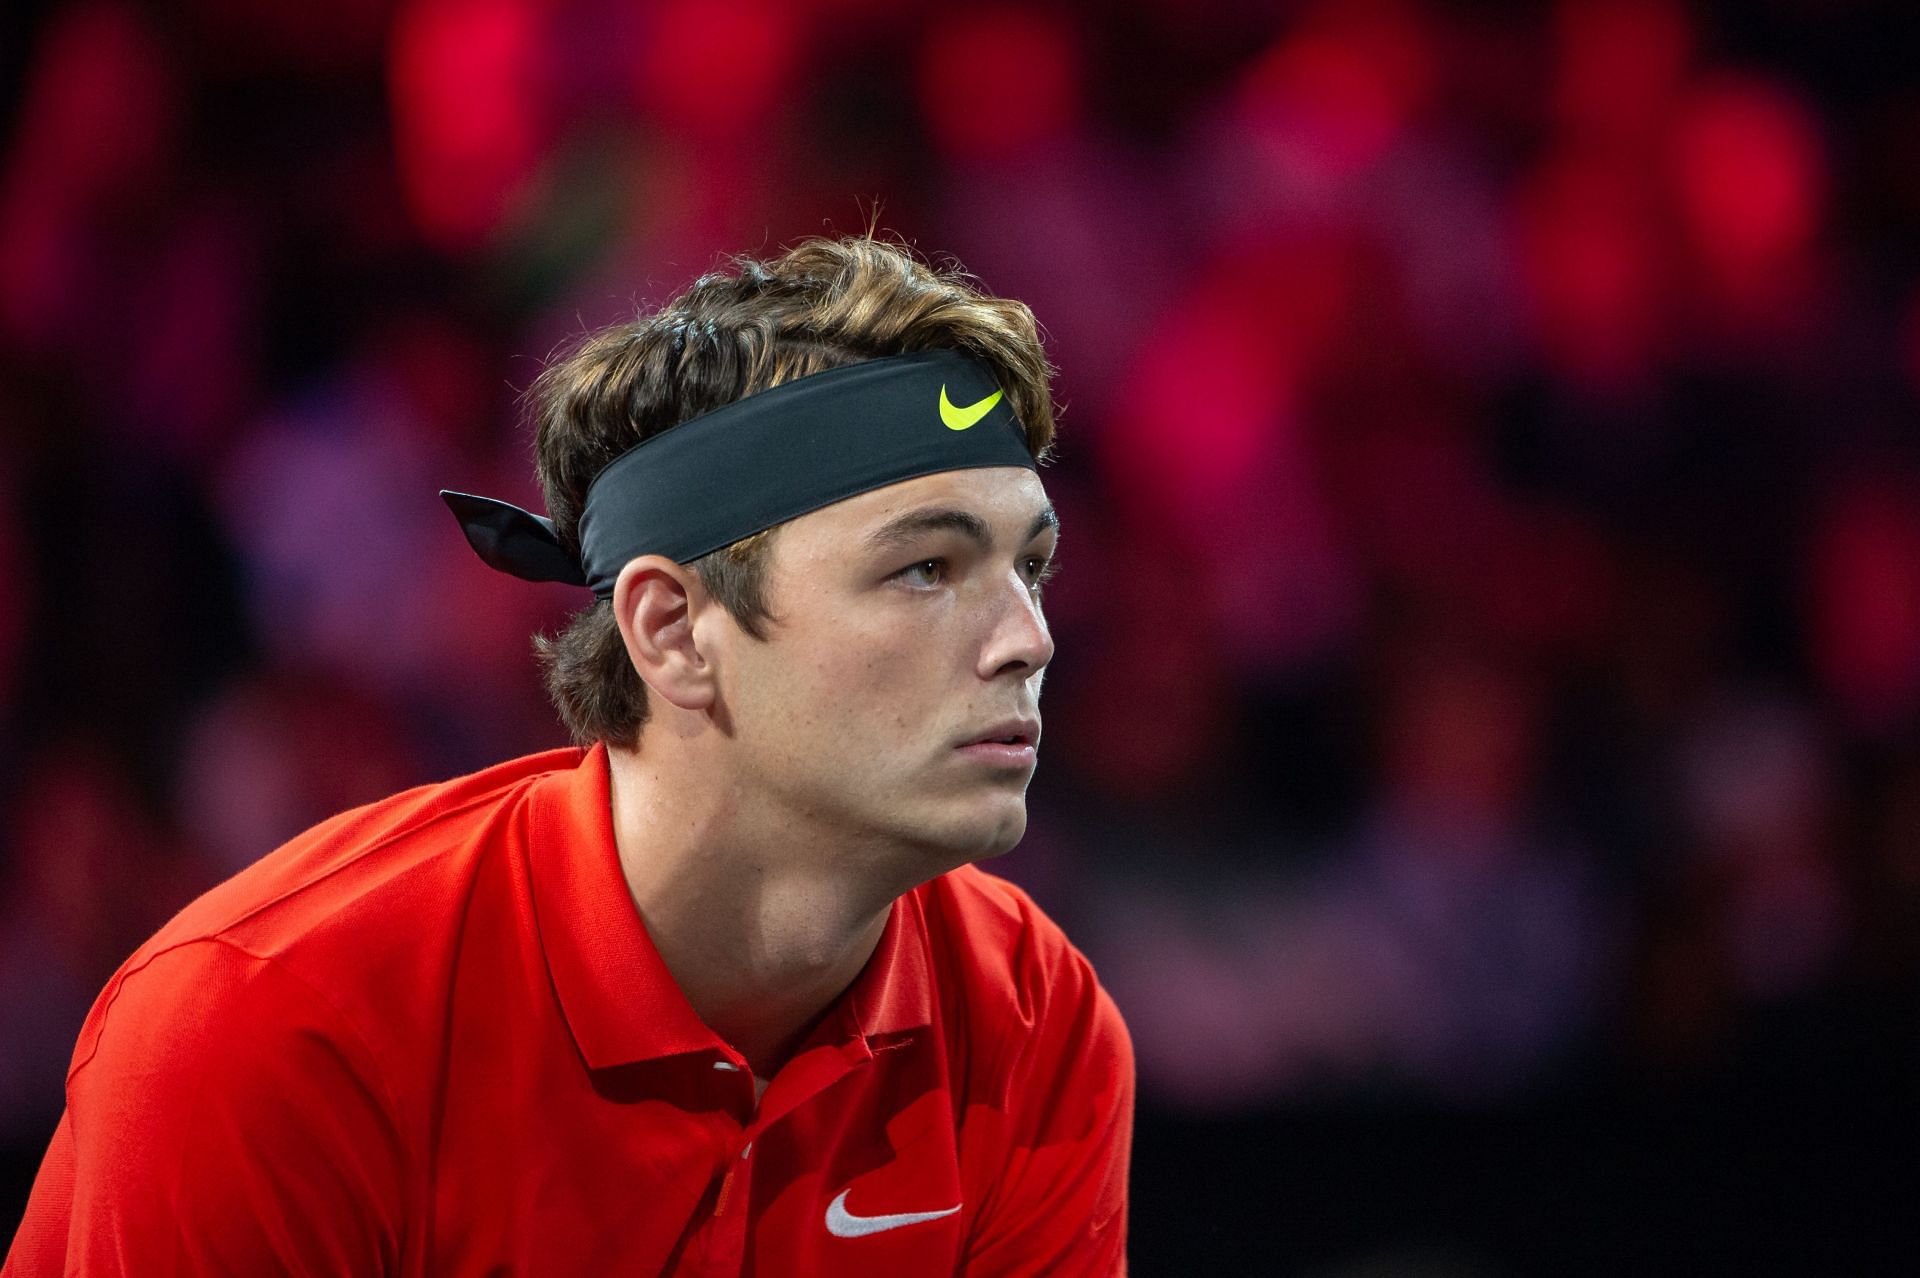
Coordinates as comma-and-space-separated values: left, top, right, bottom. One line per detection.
440, 349, 1037, 599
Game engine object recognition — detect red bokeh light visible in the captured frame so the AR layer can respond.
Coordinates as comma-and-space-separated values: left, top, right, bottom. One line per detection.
1514, 154, 1662, 385
1669, 75, 1825, 287
389, 0, 548, 250
7, 1, 176, 206
1107, 293, 1287, 517
1553, 0, 1693, 140
632, 0, 801, 142
1238, 0, 1433, 181
0, 1, 177, 347
918, 8, 1079, 163
1107, 236, 1360, 517
1810, 477, 1920, 733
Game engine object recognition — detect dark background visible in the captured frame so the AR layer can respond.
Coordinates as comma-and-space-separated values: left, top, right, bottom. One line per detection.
3, 0, 1919, 1272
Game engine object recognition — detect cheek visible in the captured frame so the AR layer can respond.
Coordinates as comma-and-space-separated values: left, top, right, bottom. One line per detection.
799, 619, 952, 744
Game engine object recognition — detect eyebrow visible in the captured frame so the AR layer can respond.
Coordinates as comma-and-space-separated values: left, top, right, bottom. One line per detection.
863, 504, 1060, 554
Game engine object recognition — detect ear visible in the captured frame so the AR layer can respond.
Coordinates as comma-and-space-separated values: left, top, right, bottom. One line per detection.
610, 555, 718, 712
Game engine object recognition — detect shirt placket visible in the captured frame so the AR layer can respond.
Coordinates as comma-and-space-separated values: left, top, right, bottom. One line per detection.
693, 1037, 876, 1277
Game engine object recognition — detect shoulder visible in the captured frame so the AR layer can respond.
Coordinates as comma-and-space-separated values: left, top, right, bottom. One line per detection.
55, 938, 410, 1269
922, 864, 1104, 1000
71, 745, 587, 1080
918, 865, 1131, 1091
70, 936, 387, 1099
137, 746, 582, 960
62, 939, 408, 1193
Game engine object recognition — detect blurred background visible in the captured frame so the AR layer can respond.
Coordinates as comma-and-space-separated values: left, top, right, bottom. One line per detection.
2, 0, 1918, 1271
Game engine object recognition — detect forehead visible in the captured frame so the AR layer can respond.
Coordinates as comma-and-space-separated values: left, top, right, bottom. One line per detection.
781, 466, 1053, 550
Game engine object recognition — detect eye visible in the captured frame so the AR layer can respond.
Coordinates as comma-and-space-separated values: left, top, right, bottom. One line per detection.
1023, 555, 1058, 593
896, 558, 946, 588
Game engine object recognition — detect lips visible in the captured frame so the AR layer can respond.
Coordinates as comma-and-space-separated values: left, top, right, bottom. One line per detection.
958, 718, 1040, 749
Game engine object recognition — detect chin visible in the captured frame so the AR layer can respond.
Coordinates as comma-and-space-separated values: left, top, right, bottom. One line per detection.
952, 802, 1029, 862
892, 800, 1027, 867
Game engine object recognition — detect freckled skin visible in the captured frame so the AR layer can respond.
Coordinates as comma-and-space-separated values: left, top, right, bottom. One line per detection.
716, 466, 1056, 876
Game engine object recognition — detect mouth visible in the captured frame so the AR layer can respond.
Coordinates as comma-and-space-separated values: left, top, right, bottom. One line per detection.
959, 719, 1039, 747
955, 719, 1041, 768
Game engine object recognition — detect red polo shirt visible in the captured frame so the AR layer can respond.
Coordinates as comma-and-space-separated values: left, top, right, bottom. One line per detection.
4, 742, 1131, 1276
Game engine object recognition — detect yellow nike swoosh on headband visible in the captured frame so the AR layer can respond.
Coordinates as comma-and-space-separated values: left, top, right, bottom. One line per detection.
939, 385, 1003, 431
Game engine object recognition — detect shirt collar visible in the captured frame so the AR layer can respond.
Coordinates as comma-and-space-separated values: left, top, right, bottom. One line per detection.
524, 740, 935, 1071
846, 886, 935, 1040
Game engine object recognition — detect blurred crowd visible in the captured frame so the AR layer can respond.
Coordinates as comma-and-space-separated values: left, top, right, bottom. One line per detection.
4, 0, 1918, 1268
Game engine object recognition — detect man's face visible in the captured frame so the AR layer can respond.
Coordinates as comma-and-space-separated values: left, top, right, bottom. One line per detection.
713, 466, 1057, 867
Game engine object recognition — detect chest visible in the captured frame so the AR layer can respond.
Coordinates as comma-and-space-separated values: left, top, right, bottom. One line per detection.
418, 1035, 972, 1276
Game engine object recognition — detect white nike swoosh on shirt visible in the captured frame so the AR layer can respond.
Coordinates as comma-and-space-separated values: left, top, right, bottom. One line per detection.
824, 1188, 962, 1238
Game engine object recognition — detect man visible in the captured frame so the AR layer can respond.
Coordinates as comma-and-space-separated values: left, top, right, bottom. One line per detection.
4, 236, 1133, 1275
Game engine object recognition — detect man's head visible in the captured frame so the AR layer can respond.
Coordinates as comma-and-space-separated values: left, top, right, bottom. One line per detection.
521, 236, 1060, 859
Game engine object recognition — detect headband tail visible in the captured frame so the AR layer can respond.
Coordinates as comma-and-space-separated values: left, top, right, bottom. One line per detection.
440, 490, 589, 587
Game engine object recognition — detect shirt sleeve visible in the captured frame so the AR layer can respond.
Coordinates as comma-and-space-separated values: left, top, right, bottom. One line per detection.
3, 938, 407, 1276
961, 943, 1135, 1278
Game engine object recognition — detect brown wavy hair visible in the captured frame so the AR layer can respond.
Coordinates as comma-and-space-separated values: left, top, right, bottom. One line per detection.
527, 235, 1058, 749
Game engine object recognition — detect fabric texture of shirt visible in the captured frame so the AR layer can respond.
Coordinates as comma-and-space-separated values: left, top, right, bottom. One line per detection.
4, 741, 1132, 1276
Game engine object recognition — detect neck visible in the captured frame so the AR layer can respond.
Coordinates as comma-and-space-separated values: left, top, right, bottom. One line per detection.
604, 738, 897, 1078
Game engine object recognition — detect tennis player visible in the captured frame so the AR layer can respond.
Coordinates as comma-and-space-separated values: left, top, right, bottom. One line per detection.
4, 236, 1132, 1275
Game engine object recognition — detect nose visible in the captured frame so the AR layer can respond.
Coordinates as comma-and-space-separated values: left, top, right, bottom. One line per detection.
977, 569, 1055, 681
